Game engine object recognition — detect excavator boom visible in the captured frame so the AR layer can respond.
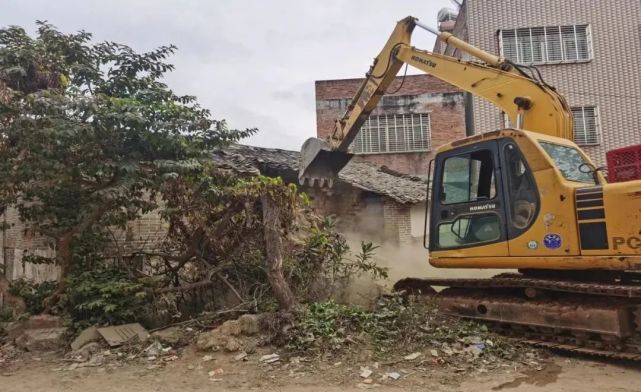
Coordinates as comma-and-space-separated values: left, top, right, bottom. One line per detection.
299, 16, 573, 186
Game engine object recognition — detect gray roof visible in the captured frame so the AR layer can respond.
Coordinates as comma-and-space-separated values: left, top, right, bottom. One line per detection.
211, 144, 427, 204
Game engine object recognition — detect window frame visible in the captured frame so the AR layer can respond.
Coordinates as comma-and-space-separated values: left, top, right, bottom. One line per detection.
538, 140, 596, 183
351, 112, 432, 154
440, 151, 498, 206
436, 211, 503, 249
499, 141, 540, 239
502, 106, 601, 146
572, 106, 601, 146
498, 24, 593, 65
428, 140, 508, 252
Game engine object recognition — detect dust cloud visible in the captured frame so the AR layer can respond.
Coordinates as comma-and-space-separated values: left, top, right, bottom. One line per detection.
336, 230, 512, 307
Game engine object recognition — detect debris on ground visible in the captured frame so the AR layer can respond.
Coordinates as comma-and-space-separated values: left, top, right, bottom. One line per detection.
5, 315, 63, 340
0, 297, 549, 390
259, 353, 280, 363
208, 367, 224, 378
97, 323, 150, 347
282, 295, 548, 376
234, 352, 248, 361
387, 371, 401, 380
14, 327, 66, 352
404, 352, 421, 361
70, 326, 101, 351
196, 315, 263, 353
151, 326, 183, 346
359, 366, 373, 378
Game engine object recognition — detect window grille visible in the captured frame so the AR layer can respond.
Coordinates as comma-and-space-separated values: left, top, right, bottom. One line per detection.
572, 106, 600, 145
351, 113, 431, 154
499, 25, 591, 64
502, 106, 599, 145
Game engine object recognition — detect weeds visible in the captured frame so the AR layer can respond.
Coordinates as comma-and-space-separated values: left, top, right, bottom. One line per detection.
286, 295, 519, 360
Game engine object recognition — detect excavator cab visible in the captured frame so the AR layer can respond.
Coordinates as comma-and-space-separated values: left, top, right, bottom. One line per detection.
428, 133, 540, 258
425, 129, 641, 271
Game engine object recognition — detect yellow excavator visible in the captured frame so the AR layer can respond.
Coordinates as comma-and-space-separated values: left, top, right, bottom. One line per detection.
299, 16, 641, 360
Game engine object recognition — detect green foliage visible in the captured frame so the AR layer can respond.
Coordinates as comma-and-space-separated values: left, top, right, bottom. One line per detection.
61, 266, 147, 328
295, 217, 387, 285
157, 172, 385, 314
287, 295, 516, 359
289, 300, 369, 349
287, 296, 409, 353
0, 22, 254, 302
0, 305, 15, 322
8, 279, 57, 314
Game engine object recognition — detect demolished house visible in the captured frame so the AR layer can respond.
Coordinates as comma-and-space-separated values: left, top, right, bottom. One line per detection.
210, 144, 428, 247
0, 144, 428, 283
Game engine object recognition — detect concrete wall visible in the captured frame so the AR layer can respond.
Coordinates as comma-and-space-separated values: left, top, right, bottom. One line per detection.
461, 0, 641, 166
315, 75, 467, 175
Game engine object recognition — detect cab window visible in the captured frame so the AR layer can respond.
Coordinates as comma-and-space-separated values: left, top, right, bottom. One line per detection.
539, 141, 594, 183
440, 150, 496, 205
437, 213, 501, 248
504, 144, 538, 230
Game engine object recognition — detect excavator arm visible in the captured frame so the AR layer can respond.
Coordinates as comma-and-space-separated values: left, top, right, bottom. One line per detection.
299, 16, 573, 186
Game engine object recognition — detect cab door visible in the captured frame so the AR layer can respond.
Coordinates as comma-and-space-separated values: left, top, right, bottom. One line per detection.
428, 140, 510, 256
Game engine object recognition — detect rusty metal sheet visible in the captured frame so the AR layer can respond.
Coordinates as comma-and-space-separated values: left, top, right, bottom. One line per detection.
97, 323, 150, 347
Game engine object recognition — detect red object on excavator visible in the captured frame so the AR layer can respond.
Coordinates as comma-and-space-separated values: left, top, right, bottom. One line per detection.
606, 144, 641, 182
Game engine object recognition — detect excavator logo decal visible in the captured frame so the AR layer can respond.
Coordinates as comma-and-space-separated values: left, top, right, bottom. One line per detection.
469, 203, 496, 212
410, 55, 437, 68
613, 236, 641, 250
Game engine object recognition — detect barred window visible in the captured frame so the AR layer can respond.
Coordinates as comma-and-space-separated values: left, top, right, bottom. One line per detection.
503, 107, 599, 145
351, 113, 431, 154
572, 106, 600, 145
499, 25, 591, 64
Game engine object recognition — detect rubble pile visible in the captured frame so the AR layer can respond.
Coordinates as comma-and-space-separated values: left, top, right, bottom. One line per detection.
282, 295, 547, 373
0, 300, 548, 388
56, 324, 199, 372
195, 314, 263, 354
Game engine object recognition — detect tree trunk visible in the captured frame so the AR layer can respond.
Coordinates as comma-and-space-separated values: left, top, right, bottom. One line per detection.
43, 235, 72, 313
261, 193, 296, 311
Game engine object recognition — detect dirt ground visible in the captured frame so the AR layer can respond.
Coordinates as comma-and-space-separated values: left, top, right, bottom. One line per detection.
2, 346, 641, 392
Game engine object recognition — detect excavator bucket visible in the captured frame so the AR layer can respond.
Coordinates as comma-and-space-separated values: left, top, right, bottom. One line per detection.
298, 137, 352, 188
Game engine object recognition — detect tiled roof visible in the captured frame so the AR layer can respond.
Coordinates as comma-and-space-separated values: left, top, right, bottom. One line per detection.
211, 144, 427, 204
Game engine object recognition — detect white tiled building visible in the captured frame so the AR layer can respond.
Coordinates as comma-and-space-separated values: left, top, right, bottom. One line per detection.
435, 0, 641, 166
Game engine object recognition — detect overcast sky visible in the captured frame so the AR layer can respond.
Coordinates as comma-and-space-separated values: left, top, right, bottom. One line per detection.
3, 0, 454, 150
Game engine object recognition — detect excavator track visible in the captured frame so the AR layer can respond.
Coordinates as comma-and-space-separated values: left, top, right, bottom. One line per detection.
394, 274, 641, 361
394, 273, 641, 298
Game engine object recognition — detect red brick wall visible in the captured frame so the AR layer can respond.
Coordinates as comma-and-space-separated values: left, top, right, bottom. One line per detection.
315, 74, 466, 175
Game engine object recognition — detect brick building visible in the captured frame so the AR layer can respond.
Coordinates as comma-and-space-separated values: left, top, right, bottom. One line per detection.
315, 75, 466, 175
435, 0, 641, 166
